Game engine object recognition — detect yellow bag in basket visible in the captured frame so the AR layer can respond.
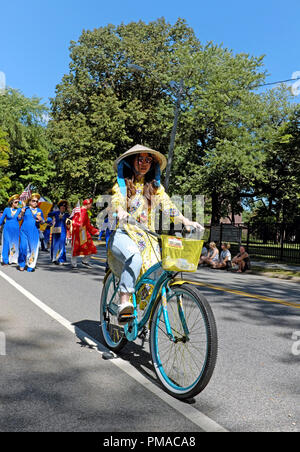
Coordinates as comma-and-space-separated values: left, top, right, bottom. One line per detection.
161, 236, 204, 272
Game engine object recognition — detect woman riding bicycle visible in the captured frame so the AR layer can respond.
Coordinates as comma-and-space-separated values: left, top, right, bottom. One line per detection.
108, 144, 202, 323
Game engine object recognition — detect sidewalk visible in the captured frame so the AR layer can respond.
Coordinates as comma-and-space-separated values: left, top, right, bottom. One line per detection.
251, 260, 300, 271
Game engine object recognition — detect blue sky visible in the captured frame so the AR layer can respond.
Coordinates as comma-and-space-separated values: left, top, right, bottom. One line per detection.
1, 0, 300, 105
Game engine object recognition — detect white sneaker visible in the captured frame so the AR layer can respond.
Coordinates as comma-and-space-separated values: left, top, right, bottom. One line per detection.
118, 301, 134, 324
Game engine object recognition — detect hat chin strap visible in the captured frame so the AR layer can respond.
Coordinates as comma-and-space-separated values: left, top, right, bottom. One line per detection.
117, 161, 129, 197
154, 163, 161, 188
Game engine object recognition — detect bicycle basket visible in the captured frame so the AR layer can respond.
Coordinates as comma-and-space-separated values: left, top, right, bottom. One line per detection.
161, 235, 204, 272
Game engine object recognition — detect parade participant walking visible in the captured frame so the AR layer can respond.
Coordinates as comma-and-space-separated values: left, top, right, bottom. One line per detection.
40, 217, 53, 252
71, 198, 99, 269
0, 195, 22, 265
49, 200, 70, 265
18, 193, 45, 272
109, 144, 202, 323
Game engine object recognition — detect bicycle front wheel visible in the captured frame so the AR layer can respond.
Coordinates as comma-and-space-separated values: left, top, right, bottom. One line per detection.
150, 283, 217, 400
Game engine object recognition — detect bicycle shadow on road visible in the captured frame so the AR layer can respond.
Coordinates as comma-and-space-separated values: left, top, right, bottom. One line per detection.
72, 319, 170, 395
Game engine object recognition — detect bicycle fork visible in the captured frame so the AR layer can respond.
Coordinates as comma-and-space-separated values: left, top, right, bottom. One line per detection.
161, 285, 190, 343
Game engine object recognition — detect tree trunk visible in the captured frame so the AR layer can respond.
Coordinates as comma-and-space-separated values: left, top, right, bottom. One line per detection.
211, 191, 221, 225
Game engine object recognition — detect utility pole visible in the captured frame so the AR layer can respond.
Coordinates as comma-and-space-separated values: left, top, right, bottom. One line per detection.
164, 78, 184, 191
127, 64, 184, 191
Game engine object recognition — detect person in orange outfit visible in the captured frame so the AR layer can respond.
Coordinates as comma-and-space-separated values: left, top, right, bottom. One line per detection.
71, 198, 99, 269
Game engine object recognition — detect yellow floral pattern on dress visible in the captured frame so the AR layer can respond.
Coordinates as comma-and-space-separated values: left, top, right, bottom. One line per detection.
111, 180, 181, 276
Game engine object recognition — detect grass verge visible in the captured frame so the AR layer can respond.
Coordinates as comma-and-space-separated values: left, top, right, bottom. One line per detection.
250, 266, 300, 280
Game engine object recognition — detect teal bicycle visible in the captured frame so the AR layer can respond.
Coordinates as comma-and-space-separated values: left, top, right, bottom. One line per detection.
100, 222, 218, 400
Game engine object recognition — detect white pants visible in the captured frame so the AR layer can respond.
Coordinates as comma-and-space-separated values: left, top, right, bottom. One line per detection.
71, 255, 90, 267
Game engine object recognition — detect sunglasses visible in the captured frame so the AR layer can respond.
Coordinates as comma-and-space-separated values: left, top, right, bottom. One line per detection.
137, 156, 153, 165
13, 200, 19, 204
31, 199, 39, 203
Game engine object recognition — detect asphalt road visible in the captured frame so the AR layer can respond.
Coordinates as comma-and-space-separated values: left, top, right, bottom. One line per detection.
0, 245, 299, 432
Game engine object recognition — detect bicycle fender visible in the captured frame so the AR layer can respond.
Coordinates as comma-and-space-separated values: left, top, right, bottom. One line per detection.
170, 279, 195, 286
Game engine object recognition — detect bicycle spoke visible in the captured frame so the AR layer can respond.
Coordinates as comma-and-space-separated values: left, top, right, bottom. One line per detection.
101, 274, 126, 350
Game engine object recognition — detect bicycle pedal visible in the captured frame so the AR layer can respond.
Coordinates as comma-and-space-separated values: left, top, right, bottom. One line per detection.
118, 314, 136, 324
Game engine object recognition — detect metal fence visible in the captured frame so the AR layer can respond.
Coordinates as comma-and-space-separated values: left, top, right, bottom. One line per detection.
206, 222, 300, 264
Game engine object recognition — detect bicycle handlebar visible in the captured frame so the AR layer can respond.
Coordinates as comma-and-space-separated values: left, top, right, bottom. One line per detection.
121, 215, 202, 240
127, 216, 160, 238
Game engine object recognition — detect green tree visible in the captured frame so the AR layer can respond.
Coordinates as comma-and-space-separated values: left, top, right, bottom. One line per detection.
260, 104, 300, 223
49, 18, 297, 225
169, 44, 270, 223
0, 128, 11, 207
0, 89, 54, 198
49, 18, 202, 200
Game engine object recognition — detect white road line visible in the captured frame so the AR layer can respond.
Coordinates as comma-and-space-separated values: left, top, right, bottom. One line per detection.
0, 270, 228, 433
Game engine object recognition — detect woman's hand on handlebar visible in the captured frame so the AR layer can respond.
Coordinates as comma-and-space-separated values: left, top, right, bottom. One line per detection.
182, 217, 204, 232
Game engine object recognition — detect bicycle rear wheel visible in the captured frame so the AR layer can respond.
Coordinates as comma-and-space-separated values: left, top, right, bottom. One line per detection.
150, 283, 217, 400
100, 271, 127, 352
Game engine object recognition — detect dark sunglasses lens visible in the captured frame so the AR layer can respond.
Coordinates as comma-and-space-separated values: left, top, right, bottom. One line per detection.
138, 157, 152, 164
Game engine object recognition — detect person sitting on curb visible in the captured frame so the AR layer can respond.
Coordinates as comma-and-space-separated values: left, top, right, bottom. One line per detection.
232, 246, 251, 273
212, 242, 232, 270
200, 242, 208, 259
199, 242, 219, 267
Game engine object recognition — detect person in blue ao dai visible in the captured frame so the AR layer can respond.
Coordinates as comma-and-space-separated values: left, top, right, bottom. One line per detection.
18, 193, 45, 272
0, 194, 22, 265
48, 200, 70, 265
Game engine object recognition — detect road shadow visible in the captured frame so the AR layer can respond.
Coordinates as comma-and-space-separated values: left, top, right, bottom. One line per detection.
72, 319, 159, 386
1, 320, 200, 432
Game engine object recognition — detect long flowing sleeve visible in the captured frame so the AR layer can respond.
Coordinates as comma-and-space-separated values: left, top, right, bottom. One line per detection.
156, 185, 181, 222
85, 213, 99, 236
37, 208, 45, 224
0, 208, 8, 226
111, 182, 127, 213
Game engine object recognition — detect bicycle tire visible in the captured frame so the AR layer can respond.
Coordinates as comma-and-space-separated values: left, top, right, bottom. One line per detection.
100, 271, 128, 352
149, 283, 218, 400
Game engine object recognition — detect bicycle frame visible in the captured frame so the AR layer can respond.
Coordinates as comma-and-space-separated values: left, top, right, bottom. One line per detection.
107, 261, 180, 342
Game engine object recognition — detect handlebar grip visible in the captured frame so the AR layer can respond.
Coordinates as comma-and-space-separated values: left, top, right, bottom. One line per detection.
182, 226, 197, 239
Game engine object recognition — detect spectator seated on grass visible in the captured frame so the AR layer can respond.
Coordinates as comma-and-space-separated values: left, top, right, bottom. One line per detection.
232, 246, 251, 273
200, 242, 208, 258
199, 242, 219, 267
212, 242, 232, 270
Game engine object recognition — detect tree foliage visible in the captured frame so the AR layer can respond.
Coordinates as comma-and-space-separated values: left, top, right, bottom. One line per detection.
250, 104, 300, 224
0, 128, 11, 206
49, 18, 299, 222
49, 18, 204, 199
0, 89, 54, 208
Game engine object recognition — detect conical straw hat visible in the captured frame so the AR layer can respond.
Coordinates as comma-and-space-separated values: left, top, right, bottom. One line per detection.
114, 144, 167, 171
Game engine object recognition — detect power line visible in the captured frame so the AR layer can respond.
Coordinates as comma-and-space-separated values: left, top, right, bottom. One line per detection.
127, 63, 300, 97
255, 77, 300, 89
185, 76, 300, 101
